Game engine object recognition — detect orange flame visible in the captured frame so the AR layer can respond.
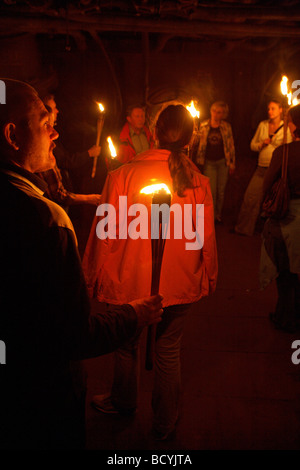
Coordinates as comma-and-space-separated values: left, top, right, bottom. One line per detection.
96, 102, 105, 112
140, 183, 171, 195
280, 76, 288, 96
107, 136, 117, 158
186, 100, 200, 119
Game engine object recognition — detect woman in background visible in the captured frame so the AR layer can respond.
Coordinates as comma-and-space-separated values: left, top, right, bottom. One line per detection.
260, 104, 300, 332
195, 101, 235, 223
235, 100, 292, 236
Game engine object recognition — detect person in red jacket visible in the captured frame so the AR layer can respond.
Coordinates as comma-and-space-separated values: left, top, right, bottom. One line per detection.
83, 104, 218, 440
117, 104, 154, 164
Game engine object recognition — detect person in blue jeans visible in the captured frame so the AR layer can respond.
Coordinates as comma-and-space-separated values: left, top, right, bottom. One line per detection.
195, 101, 236, 223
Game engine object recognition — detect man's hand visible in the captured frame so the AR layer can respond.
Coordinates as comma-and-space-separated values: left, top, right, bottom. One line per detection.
88, 145, 101, 158
129, 295, 163, 329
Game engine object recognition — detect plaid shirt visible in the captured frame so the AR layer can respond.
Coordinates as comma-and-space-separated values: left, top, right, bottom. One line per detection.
195, 119, 235, 170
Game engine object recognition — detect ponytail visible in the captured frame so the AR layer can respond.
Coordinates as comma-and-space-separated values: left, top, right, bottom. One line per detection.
167, 147, 194, 197
156, 105, 194, 197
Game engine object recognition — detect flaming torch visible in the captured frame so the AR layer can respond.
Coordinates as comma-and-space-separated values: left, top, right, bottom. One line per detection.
140, 183, 172, 370
280, 75, 291, 176
107, 136, 117, 158
186, 100, 200, 129
186, 100, 200, 160
92, 102, 105, 178
106, 135, 121, 171
280, 75, 290, 145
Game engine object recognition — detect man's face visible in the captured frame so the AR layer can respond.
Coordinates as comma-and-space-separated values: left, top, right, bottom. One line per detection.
268, 102, 282, 120
127, 108, 145, 132
18, 95, 58, 173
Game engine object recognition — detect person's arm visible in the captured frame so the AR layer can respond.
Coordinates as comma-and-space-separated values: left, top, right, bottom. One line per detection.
226, 122, 236, 173
67, 193, 101, 206
42, 167, 101, 206
195, 123, 208, 168
250, 122, 267, 152
47, 225, 162, 360
82, 172, 119, 298
54, 142, 101, 170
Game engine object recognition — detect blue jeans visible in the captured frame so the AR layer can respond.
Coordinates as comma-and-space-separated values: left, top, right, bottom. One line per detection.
203, 158, 229, 220
111, 303, 191, 433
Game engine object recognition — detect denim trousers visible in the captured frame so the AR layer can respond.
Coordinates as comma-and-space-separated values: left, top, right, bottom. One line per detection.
203, 158, 229, 220
111, 303, 191, 433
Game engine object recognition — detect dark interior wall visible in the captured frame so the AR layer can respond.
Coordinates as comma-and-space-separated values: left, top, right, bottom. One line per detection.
1, 32, 299, 212
0, 33, 296, 153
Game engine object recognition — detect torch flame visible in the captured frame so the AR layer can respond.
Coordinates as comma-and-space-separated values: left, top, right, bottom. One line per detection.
280, 76, 288, 96
140, 183, 171, 195
186, 100, 200, 119
107, 136, 117, 158
287, 91, 292, 106
292, 97, 299, 106
97, 102, 105, 112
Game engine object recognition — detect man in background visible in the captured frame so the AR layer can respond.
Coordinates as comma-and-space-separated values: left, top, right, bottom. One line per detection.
117, 103, 154, 164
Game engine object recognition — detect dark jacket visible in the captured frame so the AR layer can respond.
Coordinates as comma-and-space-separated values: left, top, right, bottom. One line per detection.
0, 164, 137, 449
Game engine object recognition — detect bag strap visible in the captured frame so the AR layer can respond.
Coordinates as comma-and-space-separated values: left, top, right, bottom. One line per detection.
281, 143, 289, 181
273, 123, 284, 135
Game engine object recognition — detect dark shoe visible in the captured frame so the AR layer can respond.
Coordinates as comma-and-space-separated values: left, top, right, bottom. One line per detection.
91, 394, 119, 414
91, 393, 136, 415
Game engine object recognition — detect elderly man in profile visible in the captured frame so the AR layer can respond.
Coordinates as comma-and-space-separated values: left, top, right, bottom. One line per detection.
117, 104, 154, 164
0, 79, 162, 449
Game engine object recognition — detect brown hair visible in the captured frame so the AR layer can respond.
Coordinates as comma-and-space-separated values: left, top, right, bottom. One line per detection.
155, 104, 194, 197
126, 103, 145, 116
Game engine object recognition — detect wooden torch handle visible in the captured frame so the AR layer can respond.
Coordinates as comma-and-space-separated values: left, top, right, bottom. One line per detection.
92, 118, 104, 178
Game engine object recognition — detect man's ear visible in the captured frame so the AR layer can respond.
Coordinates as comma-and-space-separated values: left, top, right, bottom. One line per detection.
4, 123, 19, 150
